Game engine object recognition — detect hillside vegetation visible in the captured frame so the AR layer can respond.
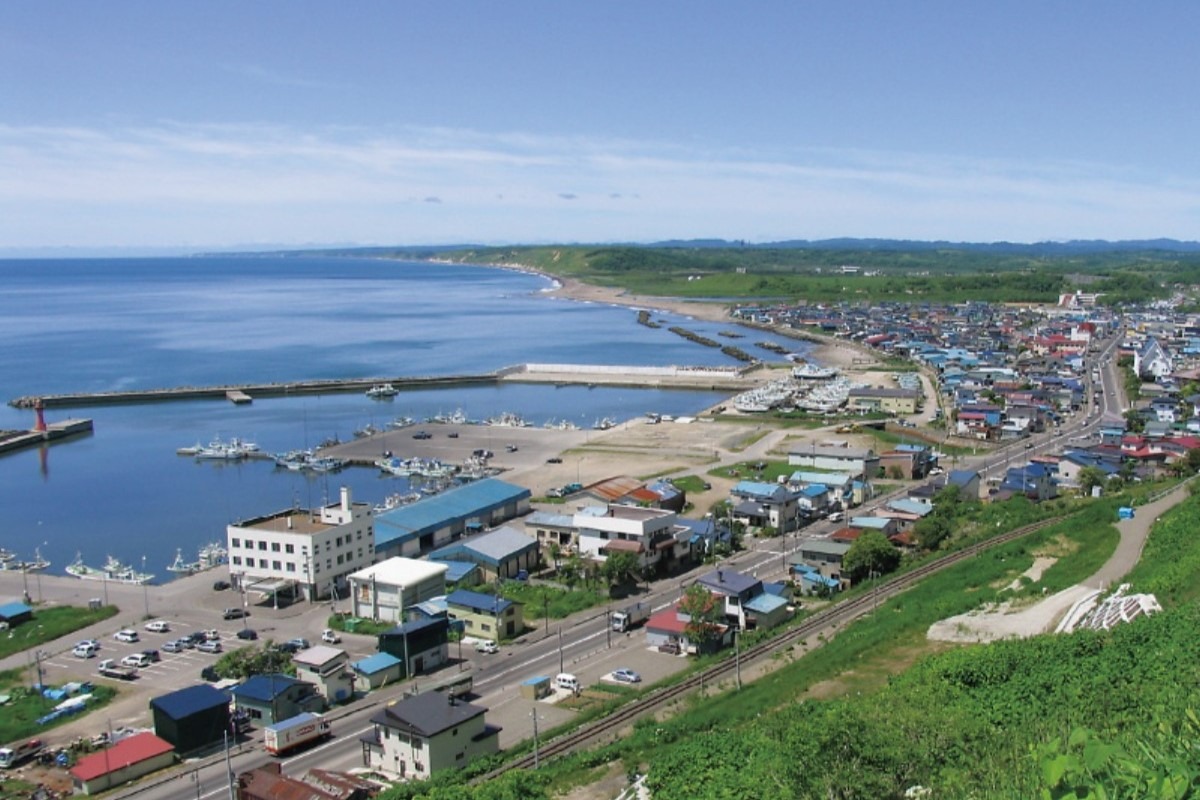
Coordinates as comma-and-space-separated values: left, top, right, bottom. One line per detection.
432, 244, 1191, 305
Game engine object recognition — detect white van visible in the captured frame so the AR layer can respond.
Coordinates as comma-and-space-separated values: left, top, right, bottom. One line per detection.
827, 511, 843, 523
73, 642, 99, 659
554, 673, 581, 694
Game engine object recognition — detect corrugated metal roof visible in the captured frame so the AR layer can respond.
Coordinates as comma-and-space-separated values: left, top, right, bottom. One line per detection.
231, 674, 304, 703
445, 588, 514, 615
70, 732, 173, 782
428, 525, 537, 566
150, 684, 228, 720
353, 652, 402, 675
374, 478, 530, 548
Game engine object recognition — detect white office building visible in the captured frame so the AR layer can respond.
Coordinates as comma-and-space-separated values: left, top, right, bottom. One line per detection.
226, 487, 374, 602
347, 557, 448, 623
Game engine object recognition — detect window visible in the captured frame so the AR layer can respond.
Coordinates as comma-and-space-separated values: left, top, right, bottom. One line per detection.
285, 544, 294, 554
243, 539, 253, 549
271, 542, 280, 552
258, 541, 267, 551
326, 559, 332, 570
357, 530, 363, 540
337, 554, 344, 565
258, 558, 268, 568
272, 561, 282, 570
232, 556, 242, 566
286, 563, 295, 572
232, 538, 241, 548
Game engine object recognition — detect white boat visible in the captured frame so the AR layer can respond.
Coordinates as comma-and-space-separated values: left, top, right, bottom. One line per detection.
484, 411, 530, 428
166, 548, 200, 574
194, 437, 254, 460
66, 552, 155, 585
791, 362, 840, 381
593, 417, 616, 430
198, 542, 227, 568
389, 416, 417, 429
176, 443, 202, 456
0, 547, 50, 572
366, 383, 399, 398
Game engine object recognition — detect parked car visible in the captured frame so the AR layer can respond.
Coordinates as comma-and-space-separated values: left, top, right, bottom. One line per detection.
236, 628, 259, 640
412, 431, 432, 440
161, 640, 185, 654
212, 580, 231, 591
612, 668, 642, 684
320, 629, 341, 644
113, 629, 139, 643
447, 431, 459, 438
546, 457, 563, 464
200, 665, 220, 682
144, 620, 170, 633
121, 653, 153, 669
657, 641, 681, 655
222, 608, 249, 620
140, 649, 161, 662
202, 629, 221, 641
72, 642, 99, 659
474, 639, 498, 654
287, 637, 311, 651
196, 640, 222, 654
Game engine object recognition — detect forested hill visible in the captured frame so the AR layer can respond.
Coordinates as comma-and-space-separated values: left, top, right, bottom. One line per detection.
205, 239, 1200, 305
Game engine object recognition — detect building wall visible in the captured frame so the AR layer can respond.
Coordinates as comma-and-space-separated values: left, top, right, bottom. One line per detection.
350, 571, 446, 623
227, 490, 374, 602
295, 656, 354, 705
75, 750, 176, 796
447, 603, 524, 641
370, 713, 498, 781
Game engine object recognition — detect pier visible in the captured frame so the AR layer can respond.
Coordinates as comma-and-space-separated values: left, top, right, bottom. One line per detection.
9, 364, 763, 410
0, 418, 94, 456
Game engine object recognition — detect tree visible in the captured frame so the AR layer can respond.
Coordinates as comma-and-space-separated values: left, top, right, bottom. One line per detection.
678, 583, 724, 650
842, 531, 900, 583
547, 542, 562, 572
1077, 466, 1107, 495
599, 550, 640, 588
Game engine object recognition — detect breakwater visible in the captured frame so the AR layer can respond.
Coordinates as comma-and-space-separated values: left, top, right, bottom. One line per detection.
10, 373, 501, 409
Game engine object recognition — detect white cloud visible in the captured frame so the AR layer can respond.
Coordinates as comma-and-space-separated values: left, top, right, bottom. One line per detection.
1, 121, 1198, 247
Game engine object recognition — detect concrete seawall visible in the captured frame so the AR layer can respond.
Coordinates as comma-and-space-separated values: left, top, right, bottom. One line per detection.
9, 363, 763, 410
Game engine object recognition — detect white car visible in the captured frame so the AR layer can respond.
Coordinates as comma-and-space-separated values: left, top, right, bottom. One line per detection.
196, 640, 222, 654
474, 639, 499, 654
121, 653, 153, 668
144, 620, 170, 633
73, 642, 99, 659
321, 629, 342, 644
113, 629, 139, 643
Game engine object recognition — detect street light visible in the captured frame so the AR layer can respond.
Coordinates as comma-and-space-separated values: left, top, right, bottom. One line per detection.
142, 556, 150, 618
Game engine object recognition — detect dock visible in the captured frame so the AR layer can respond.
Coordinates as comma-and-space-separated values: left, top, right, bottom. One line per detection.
8, 363, 762, 410
0, 418, 94, 456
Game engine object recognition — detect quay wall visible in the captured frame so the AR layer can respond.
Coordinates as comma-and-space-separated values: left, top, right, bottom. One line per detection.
9, 363, 760, 411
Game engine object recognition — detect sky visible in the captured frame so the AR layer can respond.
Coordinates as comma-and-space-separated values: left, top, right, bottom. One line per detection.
3, 2, 1200, 253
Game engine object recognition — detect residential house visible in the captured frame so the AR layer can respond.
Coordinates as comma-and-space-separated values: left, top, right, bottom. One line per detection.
1134, 337, 1173, 380
70, 733, 175, 796
787, 445, 879, 479
293, 645, 355, 705
377, 616, 451, 678
846, 386, 922, 415
728, 480, 803, 532
444, 589, 524, 641
574, 504, 693, 575
351, 652, 405, 691
230, 674, 325, 726
360, 690, 501, 781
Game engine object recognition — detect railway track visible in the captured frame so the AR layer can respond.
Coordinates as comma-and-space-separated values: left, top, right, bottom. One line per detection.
480, 515, 1063, 779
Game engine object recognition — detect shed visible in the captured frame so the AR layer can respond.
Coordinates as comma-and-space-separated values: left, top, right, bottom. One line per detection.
70, 732, 175, 795
519, 676, 552, 700
0, 601, 33, 627
352, 652, 404, 690
149, 684, 230, 755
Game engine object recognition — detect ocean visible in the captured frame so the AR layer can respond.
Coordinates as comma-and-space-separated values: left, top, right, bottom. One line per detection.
0, 256, 811, 582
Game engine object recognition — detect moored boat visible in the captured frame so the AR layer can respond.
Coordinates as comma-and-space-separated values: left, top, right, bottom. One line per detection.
366, 383, 399, 398
166, 548, 200, 574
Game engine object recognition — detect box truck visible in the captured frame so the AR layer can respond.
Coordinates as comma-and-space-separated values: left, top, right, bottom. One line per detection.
610, 602, 651, 632
264, 712, 330, 756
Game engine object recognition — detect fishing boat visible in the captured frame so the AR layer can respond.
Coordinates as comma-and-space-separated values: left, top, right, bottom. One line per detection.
366, 383, 399, 398
0, 548, 14, 563
166, 548, 200, 574
593, 417, 616, 430
198, 542, 228, 569
65, 553, 155, 584
0, 547, 50, 572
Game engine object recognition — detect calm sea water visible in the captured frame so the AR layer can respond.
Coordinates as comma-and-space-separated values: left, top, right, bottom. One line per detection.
0, 257, 811, 582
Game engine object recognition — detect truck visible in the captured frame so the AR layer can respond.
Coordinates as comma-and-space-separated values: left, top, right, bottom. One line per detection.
0, 739, 44, 769
610, 602, 652, 632
97, 658, 138, 680
264, 712, 330, 756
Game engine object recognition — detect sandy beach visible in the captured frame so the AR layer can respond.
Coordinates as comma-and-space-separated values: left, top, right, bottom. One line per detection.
532, 271, 873, 372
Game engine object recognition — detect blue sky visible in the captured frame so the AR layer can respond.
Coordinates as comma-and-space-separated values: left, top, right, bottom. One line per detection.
3, 2, 1200, 252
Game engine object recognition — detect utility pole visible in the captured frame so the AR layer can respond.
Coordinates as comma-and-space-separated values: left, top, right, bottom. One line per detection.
734, 629, 742, 691
558, 628, 565, 674
531, 708, 542, 769
605, 605, 611, 648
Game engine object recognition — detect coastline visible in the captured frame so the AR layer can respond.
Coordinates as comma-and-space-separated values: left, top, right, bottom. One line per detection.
496, 263, 873, 372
